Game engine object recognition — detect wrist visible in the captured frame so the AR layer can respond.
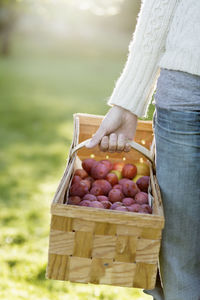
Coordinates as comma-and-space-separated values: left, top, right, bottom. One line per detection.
113, 104, 138, 119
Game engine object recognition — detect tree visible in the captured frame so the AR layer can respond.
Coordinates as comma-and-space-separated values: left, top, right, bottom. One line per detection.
0, 0, 25, 55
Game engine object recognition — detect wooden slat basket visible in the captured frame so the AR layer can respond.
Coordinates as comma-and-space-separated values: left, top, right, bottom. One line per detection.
46, 113, 165, 290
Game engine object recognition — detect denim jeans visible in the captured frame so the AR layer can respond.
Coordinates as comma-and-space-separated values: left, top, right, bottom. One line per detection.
143, 106, 200, 300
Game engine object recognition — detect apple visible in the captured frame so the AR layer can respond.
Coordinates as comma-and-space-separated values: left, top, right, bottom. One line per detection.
92, 179, 112, 195
79, 200, 91, 207
108, 189, 124, 203
89, 201, 104, 209
122, 163, 137, 179
68, 196, 82, 205
135, 192, 148, 205
135, 162, 150, 176
132, 175, 143, 183
127, 203, 141, 212
72, 175, 81, 185
112, 162, 125, 172
136, 176, 150, 193
82, 158, 96, 174
100, 200, 112, 209
110, 202, 123, 210
83, 194, 97, 201
114, 206, 128, 211
69, 181, 89, 197
99, 160, 113, 172
121, 179, 140, 198
105, 172, 118, 186
122, 197, 136, 206
90, 161, 110, 179
111, 170, 122, 180
113, 184, 123, 191
74, 169, 88, 179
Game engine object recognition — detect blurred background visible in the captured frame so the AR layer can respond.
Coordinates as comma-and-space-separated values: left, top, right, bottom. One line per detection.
0, 0, 154, 299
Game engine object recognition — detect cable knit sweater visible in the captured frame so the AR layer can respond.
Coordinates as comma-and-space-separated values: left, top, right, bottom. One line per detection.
107, 0, 200, 118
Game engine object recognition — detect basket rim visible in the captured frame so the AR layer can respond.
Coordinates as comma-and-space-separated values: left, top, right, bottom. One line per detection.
51, 203, 165, 229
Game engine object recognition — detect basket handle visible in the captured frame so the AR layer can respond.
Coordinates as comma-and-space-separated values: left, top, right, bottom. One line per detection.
70, 138, 154, 163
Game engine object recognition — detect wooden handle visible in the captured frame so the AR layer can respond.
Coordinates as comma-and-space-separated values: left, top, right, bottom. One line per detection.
70, 138, 154, 163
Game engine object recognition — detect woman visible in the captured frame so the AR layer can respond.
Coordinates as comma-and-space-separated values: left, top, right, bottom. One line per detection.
86, 0, 200, 299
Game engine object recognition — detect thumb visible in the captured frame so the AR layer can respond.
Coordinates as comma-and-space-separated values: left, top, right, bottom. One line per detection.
86, 125, 106, 148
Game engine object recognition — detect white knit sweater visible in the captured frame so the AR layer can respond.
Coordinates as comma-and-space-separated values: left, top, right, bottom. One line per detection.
107, 0, 200, 118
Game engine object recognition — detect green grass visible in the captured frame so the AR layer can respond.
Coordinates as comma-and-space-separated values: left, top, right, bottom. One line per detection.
0, 38, 153, 300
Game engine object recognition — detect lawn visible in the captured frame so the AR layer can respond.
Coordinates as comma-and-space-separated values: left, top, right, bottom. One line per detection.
0, 37, 153, 300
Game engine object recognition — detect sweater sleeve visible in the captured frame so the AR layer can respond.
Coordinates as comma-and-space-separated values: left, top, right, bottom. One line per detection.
107, 0, 179, 118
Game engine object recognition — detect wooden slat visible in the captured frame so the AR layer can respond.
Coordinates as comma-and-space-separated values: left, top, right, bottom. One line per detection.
115, 235, 137, 263
73, 231, 93, 258
94, 222, 116, 235
116, 224, 162, 240
68, 256, 92, 283
46, 254, 69, 280
51, 215, 72, 231
133, 262, 157, 289
90, 257, 113, 284
92, 235, 116, 259
72, 218, 96, 232
136, 238, 160, 263
98, 261, 136, 287
49, 230, 74, 255
51, 204, 164, 229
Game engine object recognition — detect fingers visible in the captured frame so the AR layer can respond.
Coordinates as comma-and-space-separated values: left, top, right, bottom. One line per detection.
116, 133, 125, 152
99, 133, 131, 153
86, 125, 106, 148
124, 142, 131, 152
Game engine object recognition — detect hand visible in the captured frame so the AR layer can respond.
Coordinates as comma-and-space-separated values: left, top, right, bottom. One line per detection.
86, 105, 138, 152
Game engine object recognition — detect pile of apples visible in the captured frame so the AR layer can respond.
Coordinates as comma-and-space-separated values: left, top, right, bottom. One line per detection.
67, 158, 152, 214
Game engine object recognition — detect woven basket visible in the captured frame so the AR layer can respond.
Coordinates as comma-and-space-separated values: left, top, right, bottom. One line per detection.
46, 113, 165, 290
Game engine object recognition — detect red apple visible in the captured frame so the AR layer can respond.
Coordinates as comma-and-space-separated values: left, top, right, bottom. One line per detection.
82, 158, 96, 174
97, 195, 108, 202
79, 200, 91, 207
112, 162, 125, 172
105, 172, 118, 186
110, 202, 123, 210
68, 196, 81, 205
69, 181, 89, 197
101, 200, 112, 209
74, 169, 88, 179
127, 204, 141, 212
99, 160, 113, 171
113, 184, 123, 191
83, 194, 97, 201
136, 176, 150, 193
90, 162, 110, 179
92, 179, 112, 195
122, 163, 137, 179
81, 179, 91, 190
135, 192, 148, 205
141, 204, 152, 214
89, 201, 104, 209
121, 179, 140, 198
108, 188, 124, 203
114, 206, 128, 211
90, 186, 103, 196
85, 176, 95, 186
122, 197, 136, 206
72, 175, 81, 185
